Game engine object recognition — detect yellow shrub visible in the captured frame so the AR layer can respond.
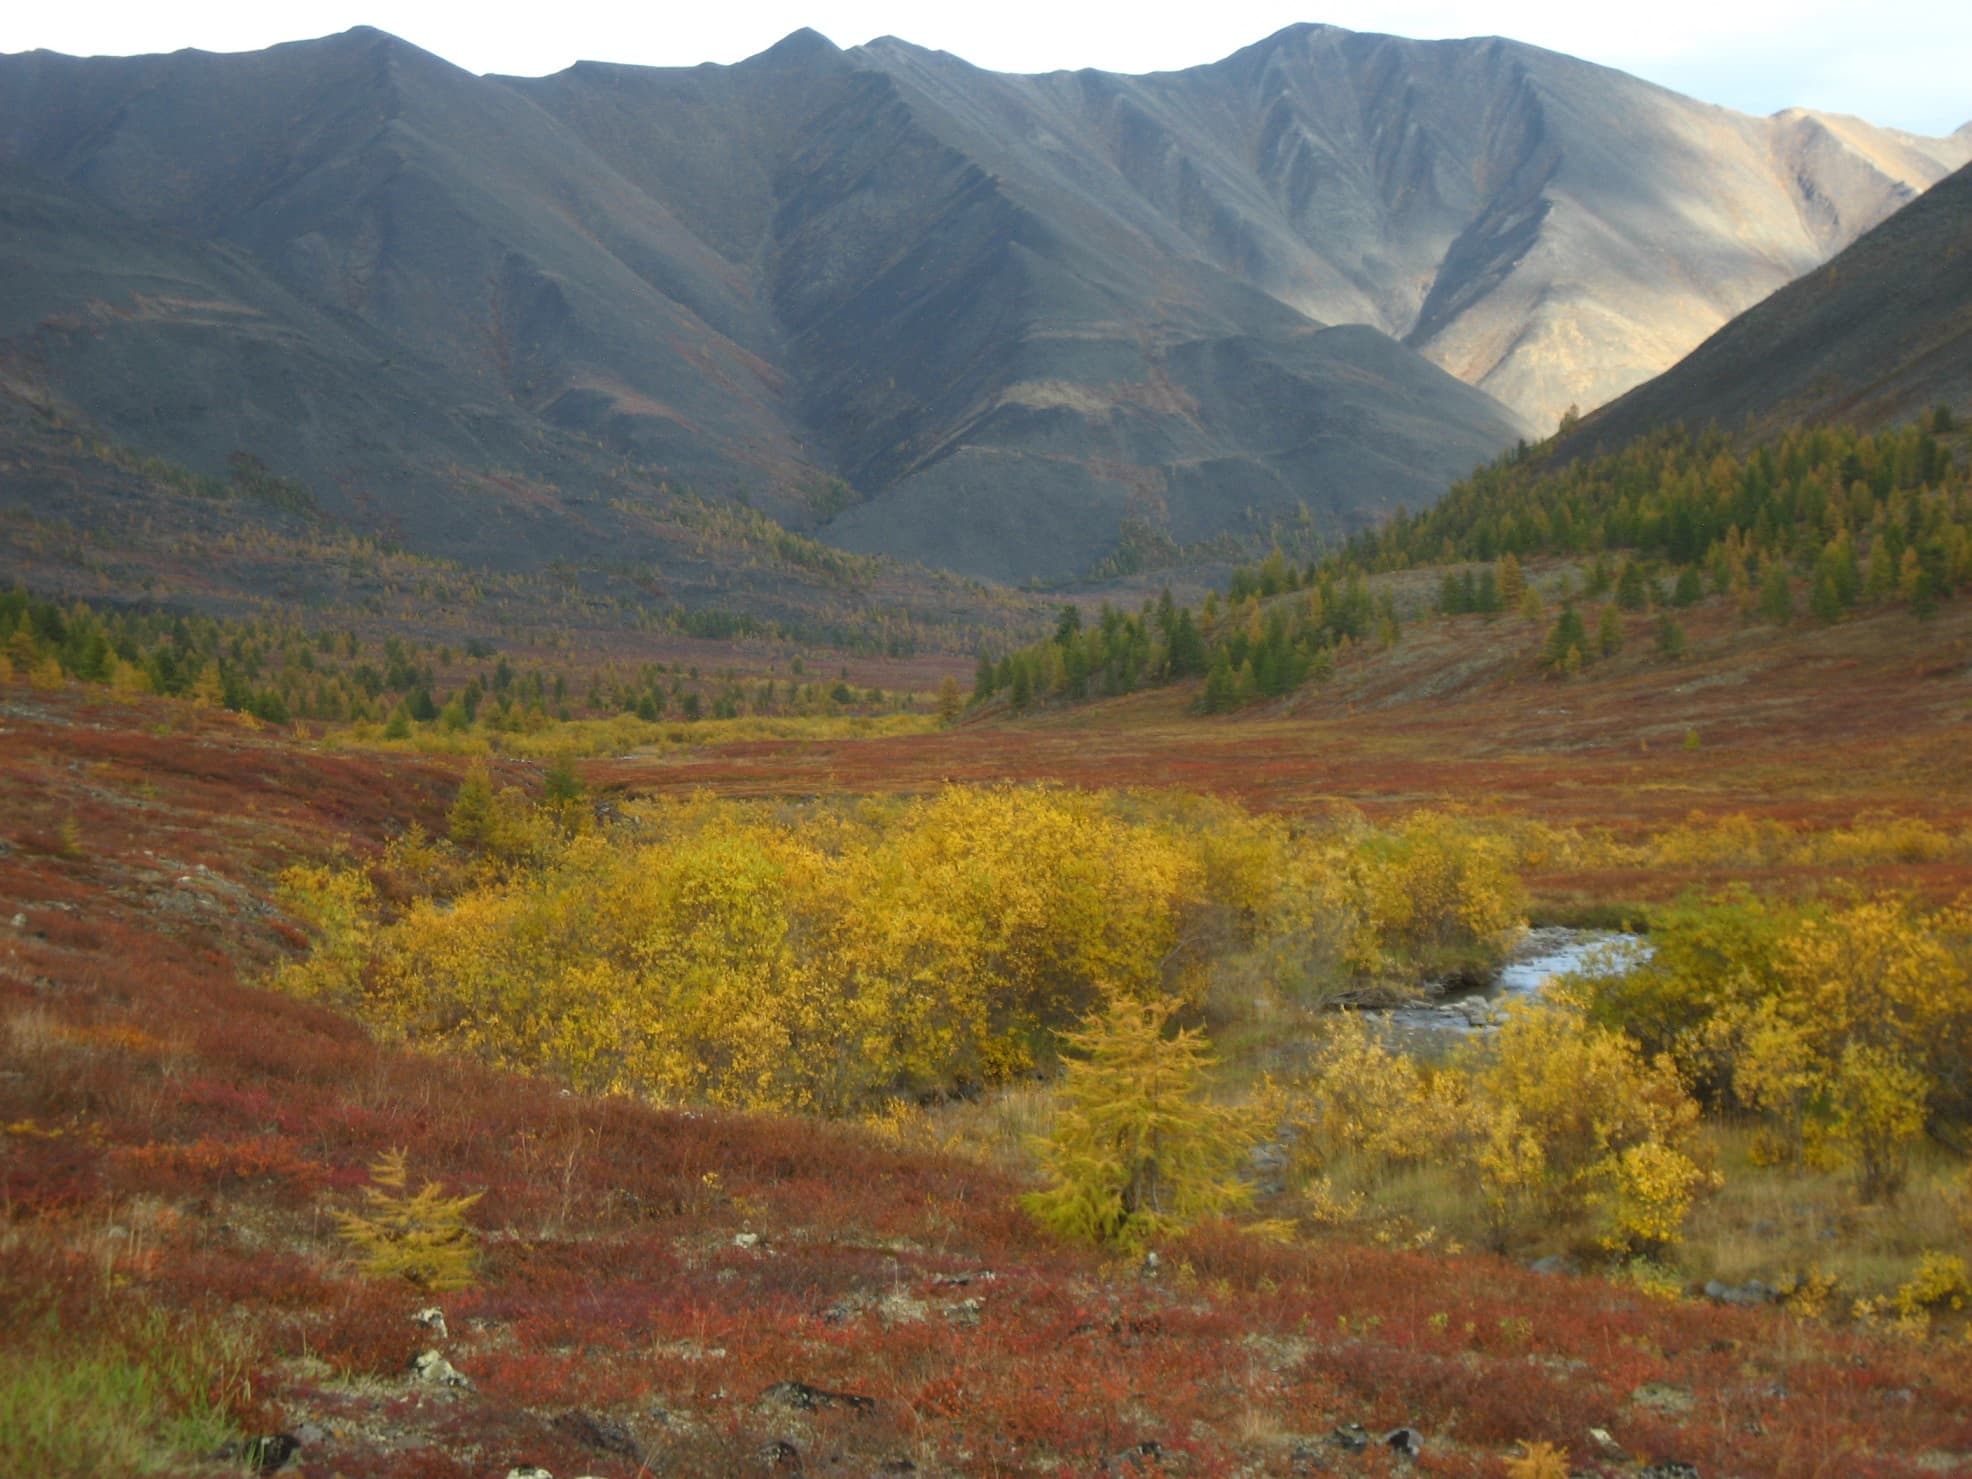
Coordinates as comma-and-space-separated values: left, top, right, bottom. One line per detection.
1828, 1042, 1929, 1203
1727, 999, 1821, 1165
1475, 1102, 1549, 1248
1306, 809, 1524, 985
269, 786, 1545, 1123
1808, 814, 1959, 867
1292, 1013, 1463, 1172
1895, 1252, 1972, 1318
1465, 1002, 1710, 1252
1587, 891, 1972, 1189
1603, 1141, 1709, 1253
273, 863, 375, 1002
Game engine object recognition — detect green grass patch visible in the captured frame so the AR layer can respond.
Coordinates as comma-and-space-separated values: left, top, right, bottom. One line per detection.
0, 1313, 250, 1478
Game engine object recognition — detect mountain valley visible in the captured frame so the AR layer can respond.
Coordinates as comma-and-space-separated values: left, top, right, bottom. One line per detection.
6, 17, 1972, 1479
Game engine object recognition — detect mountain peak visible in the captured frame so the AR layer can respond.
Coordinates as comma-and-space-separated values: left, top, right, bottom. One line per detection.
302, 25, 465, 77
748, 28, 842, 66
0, 22, 1960, 584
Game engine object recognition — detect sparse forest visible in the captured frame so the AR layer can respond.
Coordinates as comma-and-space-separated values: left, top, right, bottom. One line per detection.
975, 413, 1970, 711
0, 585, 928, 740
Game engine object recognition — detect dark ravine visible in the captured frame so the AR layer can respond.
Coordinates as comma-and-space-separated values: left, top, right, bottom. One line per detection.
0, 25, 1964, 582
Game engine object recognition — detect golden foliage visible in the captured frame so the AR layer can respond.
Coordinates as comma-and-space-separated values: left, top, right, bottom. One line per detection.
335, 1149, 482, 1292
1021, 1001, 1253, 1252
274, 785, 1534, 1117
1290, 1013, 1462, 1171
1289, 1002, 1712, 1254
1504, 1440, 1570, 1479
1894, 1252, 1972, 1319
1271, 809, 1526, 996
1596, 891, 1972, 1200
1469, 1002, 1710, 1253
273, 862, 376, 1002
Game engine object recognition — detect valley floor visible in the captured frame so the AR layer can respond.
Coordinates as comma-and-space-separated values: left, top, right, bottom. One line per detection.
597, 596, 1972, 906
5, 591, 1972, 1476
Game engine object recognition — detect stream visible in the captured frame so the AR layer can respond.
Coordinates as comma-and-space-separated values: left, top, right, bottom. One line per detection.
1373, 927, 1650, 1055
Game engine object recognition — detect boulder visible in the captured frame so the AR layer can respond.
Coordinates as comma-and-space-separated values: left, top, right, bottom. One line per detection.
1702, 1279, 1773, 1306
410, 1348, 471, 1389
1382, 1426, 1424, 1458
758, 1438, 802, 1470
553, 1409, 643, 1460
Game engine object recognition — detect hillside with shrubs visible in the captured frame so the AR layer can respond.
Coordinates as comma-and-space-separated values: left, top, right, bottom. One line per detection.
973, 413, 1969, 713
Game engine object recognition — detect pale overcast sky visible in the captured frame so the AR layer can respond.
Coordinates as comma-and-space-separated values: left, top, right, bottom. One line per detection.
3, 2, 1967, 136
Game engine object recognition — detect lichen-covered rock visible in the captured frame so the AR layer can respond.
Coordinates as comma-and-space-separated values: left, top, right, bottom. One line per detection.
411, 1348, 471, 1388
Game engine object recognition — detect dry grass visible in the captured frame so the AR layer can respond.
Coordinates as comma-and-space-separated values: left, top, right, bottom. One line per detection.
1680, 1125, 1969, 1297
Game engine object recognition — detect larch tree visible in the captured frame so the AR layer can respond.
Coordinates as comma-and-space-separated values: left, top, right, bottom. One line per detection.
1023, 1000, 1252, 1251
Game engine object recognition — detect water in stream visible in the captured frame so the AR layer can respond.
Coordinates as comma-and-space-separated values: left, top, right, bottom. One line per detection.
1376, 927, 1649, 1055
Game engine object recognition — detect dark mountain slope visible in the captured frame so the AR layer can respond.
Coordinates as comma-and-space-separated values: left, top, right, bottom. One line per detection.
507, 34, 1528, 579
0, 31, 813, 518
0, 163, 572, 560
1558, 159, 1972, 456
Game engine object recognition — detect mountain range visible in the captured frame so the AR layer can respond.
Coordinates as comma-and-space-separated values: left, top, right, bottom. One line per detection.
1, 24, 1966, 581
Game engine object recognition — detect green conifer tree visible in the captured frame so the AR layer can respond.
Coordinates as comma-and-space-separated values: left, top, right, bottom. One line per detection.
1597, 604, 1624, 657
1542, 606, 1588, 672
1758, 563, 1795, 624
1200, 649, 1236, 713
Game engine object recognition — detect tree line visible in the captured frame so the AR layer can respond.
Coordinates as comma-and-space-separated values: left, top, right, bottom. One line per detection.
972, 410, 1969, 711
0, 587, 906, 731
